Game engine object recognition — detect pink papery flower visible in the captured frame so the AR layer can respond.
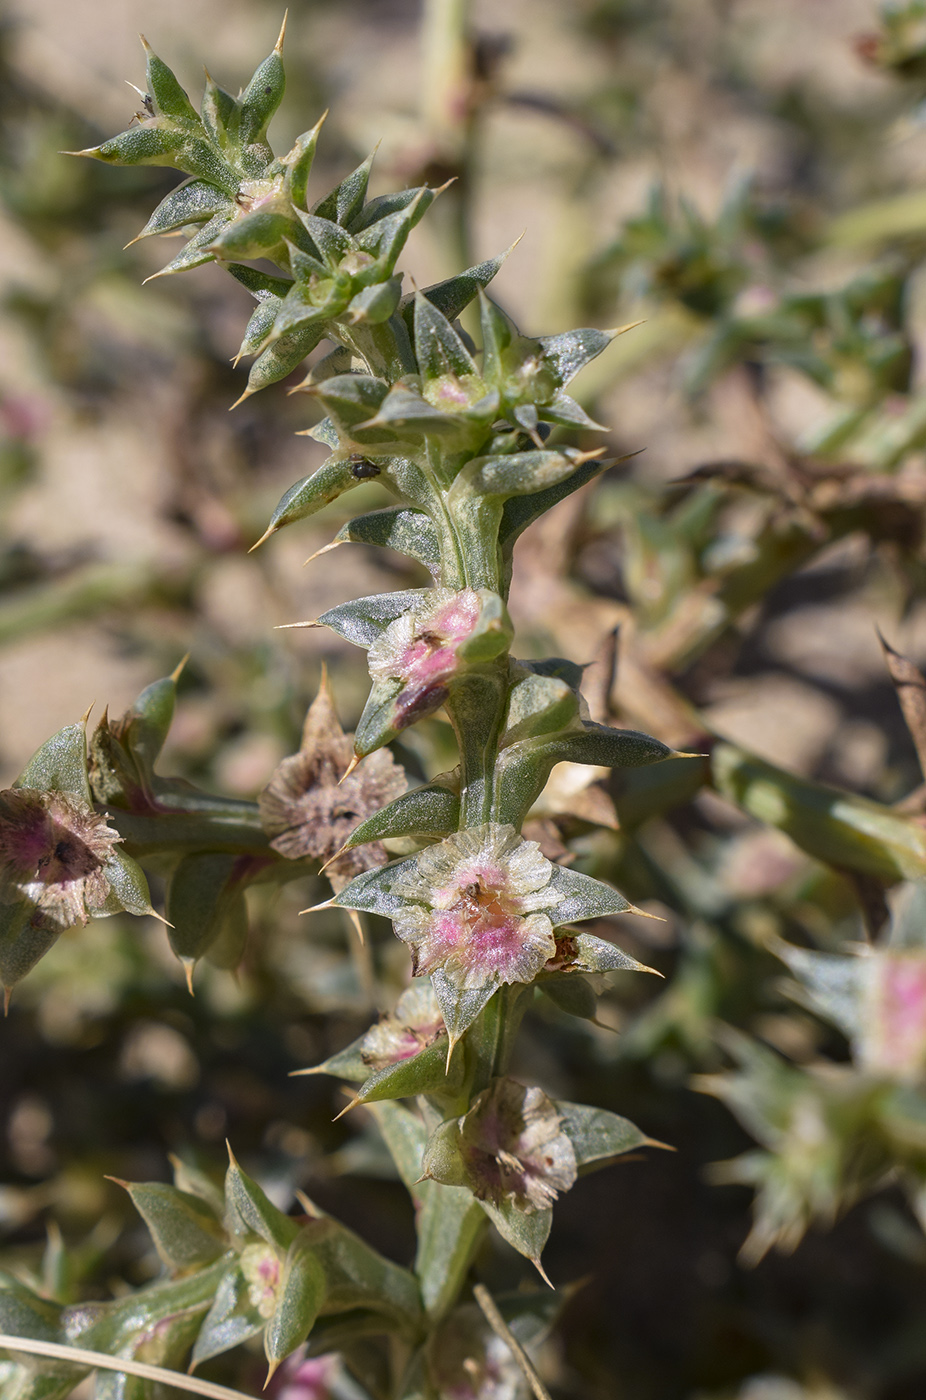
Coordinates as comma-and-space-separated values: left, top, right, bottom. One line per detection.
457, 1078, 577, 1213
860, 951, 926, 1081
360, 981, 446, 1070
367, 588, 483, 723
239, 1243, 282, 1319
266, 1348, 337, 1400
391, 823, 562, 990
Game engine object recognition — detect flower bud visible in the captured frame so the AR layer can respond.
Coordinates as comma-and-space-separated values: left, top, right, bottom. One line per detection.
424, 1077, 577, 1214
354, 588, 512, 756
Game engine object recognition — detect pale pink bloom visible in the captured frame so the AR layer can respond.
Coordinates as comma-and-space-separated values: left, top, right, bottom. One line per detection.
367, 589, 483, 694
360, 982, 446, 1070
267, 1349, 338, 1400
860, 951, 926, 1081
239, 1243, 282, 1319
391, 824, 561, 989
457, 1078, 577, 1213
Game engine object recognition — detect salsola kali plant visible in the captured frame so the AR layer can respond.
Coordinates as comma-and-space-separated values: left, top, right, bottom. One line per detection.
0, 21, 684, 1400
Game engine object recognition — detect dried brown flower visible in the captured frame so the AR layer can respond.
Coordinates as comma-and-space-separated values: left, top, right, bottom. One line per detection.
457, 1078, 577, 1214
258, 672, 406, 890
0, 787, 123, 931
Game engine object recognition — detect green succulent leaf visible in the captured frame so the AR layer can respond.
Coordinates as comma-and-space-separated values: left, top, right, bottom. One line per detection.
201, 72, 238, 148
244, 320, 328, 396
415, 1187, 485, 1319
566, 931, 653, 974
413, 294, 479, 381
165, 851, 246, 967
312, 150, 376, 226
236, 37, 286, 151
356, 1035, 461, 1106
264, 1244, 327, 1371
539, 391, 607, 431
0, 1274, 64, 1343
341, 781, 460, 849
224, 1158, 300, 1249
771, 940, 864, 1040
259, 456, 369, 543
353, 190, 433, 267
15, 723, 92, 800
190, 1265, 265, 1366
480, 1197, 553, 1267
351, 185, 431, 234
329, 857, 420, 920
0, 906, 65, 994
136, 178, 230, 238
556, 1101, 653, 1172
503, 667, 581, 743
346, 277, 403, 326
494, 722, 673, 826
498, 453, 614, 558
536, 327, 617, 385
298, 211, 357, 267
334, 507, 441, 576
429, 974, 499, 1048
171, 1156, 226, 1216
309, 373, 391, 432
100, 849, 157, 918
85, 124, 239, 194
142, 40, 202, 128
280, 120, 325, 210
398, 249, 510, 335
294, 1037, 369, 1083
117, 1181, 227, 1272
237, 297, 284, 360
154, 212, 233, 276
303, 1216, 422, 1322
478, 292, 516, 382
460, 448, 587, 499
546, 865, 632, 925
318, 590, 426, 648
537, 975, 601, 1023
208, 208, 303, 262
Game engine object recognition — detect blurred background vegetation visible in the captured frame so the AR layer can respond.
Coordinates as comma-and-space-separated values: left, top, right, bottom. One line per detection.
8, 0, 926, 1396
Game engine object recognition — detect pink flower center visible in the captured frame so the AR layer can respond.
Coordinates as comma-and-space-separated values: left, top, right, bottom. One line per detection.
867, 956, 926, 1075
394, 593, 481, 689
430, 864, 533, 977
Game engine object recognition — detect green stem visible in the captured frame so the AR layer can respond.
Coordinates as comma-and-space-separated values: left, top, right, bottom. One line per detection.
111, 806, 270, 856
469, 985, 525, 1093
446, 663, 509, 827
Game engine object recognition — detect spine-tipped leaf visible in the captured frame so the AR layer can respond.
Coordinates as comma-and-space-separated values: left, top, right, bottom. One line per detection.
258, 456, 369, 541
414, 294, 479, 381
136, 178, 230, 238
312, 150, 376, 226
398, 250, 510, 334
264, 1246, 327, 1372
236, 40, 286, 150
342, 782, 460, 848
142, 40, 202, 128
334, 506, 441, 575
318, 590, 426, 647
